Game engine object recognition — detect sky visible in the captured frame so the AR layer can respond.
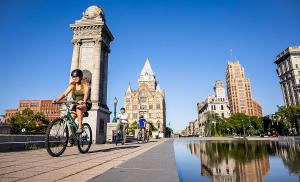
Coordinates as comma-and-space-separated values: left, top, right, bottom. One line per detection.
0, 0, 300, 132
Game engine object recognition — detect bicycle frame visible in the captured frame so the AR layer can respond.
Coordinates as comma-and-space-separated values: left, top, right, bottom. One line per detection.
56, 106, 87, 140
64, 107, 77, 139
114, 124, 123, 140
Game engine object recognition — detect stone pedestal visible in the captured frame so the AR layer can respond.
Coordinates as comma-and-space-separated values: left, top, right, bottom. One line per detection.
159, 133, 164, 138
85, 107, 110, 144
106, 123, 118, 142
134, 129, 140, 138
152, 131, 159, 139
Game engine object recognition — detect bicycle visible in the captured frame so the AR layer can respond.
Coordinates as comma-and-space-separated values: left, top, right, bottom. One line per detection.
45, 101, 92, 157
113, 124, 124, 146
137, 128, 145, 143
145, 131, 149, 143
145, 124, 150, 143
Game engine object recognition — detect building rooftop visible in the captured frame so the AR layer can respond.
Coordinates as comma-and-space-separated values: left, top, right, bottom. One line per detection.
275, 46, 300, 64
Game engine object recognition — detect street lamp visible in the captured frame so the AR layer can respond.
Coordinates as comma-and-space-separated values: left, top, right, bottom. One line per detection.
249, 124, 253, 136
242, 119, 246, 139
249, 114, 252, 136
112, 97, 118, 123
261, 120, 264, 137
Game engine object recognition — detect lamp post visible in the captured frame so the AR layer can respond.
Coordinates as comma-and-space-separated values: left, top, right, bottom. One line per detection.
262, 120, 264, 134
112, 97, 118, 123
242, 119, 246, 139
249, 114, 252, 136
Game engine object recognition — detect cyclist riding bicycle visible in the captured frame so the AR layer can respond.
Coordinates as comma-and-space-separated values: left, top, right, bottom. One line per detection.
116, 108, 128, 144
138, 115, 147, 139
53, 69, 92, 147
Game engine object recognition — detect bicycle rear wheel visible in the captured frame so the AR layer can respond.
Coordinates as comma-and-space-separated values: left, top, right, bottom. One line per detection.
45, 118, 68, 157
77, 123, 92, 153
115, 133, 118, 146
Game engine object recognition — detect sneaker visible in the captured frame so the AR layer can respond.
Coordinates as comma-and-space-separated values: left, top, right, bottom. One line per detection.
68, 137, 74, 147
76, 128, 83, 134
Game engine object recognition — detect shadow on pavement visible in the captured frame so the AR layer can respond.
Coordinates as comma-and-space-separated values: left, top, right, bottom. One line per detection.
89, 145, 140, 153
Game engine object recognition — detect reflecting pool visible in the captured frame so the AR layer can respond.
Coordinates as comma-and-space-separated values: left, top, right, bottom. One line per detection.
174, 140, 300, 182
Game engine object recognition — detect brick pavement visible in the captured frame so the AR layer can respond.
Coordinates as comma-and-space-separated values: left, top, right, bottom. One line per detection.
0, 139, 166, 182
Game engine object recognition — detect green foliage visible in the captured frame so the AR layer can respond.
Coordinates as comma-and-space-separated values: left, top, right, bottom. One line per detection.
204, 111, 262, 136
128, 121, 158, 136
148, 121, 158, 135
275, 105, 300, 135
166, 127, 173, 137
24, 143, 39, 150
203, 104, 300, 136
6, 108, 50, 133
128, 121, 138, 135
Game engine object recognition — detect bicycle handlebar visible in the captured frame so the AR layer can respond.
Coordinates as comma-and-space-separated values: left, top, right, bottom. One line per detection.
54, 101, 78, 108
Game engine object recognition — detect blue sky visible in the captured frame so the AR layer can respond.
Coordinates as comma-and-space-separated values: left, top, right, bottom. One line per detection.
0, 0, 299, 131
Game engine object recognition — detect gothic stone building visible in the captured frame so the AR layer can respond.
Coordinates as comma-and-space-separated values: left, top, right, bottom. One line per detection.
124, 59, 166, 136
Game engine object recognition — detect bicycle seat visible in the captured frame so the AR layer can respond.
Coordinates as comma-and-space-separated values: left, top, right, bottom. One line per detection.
83, 112, 89, 117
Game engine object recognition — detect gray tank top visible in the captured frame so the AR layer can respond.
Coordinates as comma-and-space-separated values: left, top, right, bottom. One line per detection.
72, 89, 84, 102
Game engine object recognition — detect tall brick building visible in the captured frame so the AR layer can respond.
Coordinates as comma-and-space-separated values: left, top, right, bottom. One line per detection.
225, 61, 262, 117
124, 58, 166, 136
5, 100, 64, 122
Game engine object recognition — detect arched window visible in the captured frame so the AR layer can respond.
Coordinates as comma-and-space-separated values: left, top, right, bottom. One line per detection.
139, 90, 146, 96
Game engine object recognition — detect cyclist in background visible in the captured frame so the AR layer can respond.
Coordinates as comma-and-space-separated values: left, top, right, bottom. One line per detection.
138, 115, 146, 139
145, 122, 150, 141
116, 108, 128, 144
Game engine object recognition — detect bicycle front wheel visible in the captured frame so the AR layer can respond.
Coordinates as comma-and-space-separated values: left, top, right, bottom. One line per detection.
77, 123, 92, 153
137, 133, 141, 144
45, 118, 68, 157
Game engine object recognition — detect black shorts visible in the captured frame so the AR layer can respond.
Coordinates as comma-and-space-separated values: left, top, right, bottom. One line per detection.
71, 102, 92, 112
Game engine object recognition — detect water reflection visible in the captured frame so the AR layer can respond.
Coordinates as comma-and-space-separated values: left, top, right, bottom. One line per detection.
175, 140, 300, 182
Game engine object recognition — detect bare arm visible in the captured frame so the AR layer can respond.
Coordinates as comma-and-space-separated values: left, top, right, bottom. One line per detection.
54, 85, 73, 103
83, 83, 89, 103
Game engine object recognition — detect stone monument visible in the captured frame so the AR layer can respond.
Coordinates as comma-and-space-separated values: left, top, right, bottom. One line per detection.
69, 5, 114, 144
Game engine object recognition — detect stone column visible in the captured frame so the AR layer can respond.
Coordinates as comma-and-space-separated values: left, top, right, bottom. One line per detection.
91, 38, 102, 108
67, 39, 81, 101
103, 51, 109, 106
70, 39, 81, 73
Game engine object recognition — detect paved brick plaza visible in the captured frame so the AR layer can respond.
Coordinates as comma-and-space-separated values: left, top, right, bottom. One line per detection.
0, 139, 166, 182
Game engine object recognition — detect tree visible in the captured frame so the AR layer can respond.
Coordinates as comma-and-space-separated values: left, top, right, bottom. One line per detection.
166, 127, 173, 137
148, 121, 158, 135
219, 113, 262, 136
128, 121, 138, 135
204, 111, 224, 136
275, 105, 300, 135
6, 108, 50, 133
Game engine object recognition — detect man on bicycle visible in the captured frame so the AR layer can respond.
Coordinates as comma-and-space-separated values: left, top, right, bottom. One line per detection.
116, 108, 128, 144
138, 115, 147, 139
